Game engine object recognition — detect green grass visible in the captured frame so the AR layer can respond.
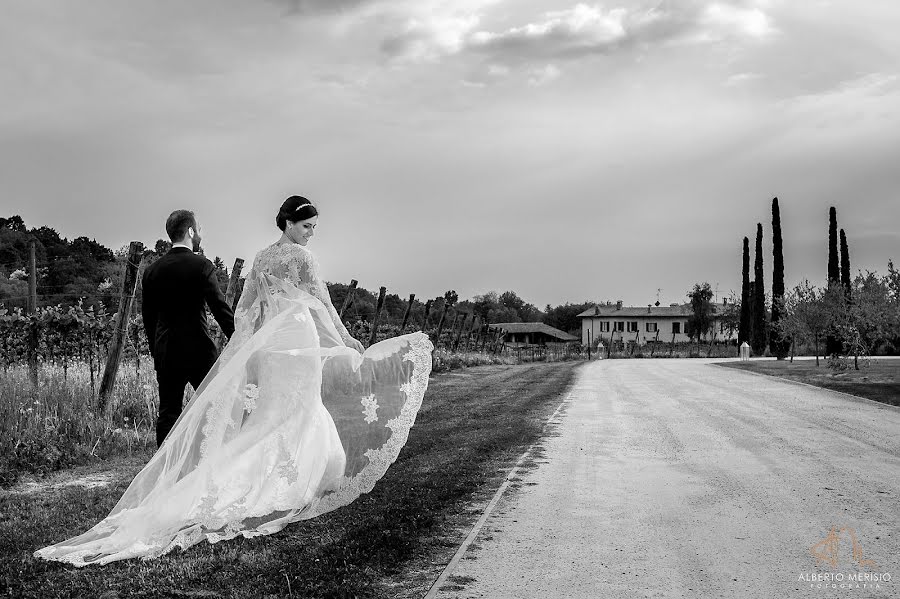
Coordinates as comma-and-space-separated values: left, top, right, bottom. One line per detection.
0, 360, 582, 599
716, 358, 900, 406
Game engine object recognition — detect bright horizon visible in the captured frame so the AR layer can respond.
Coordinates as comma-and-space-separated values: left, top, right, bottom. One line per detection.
2, 1, 898, 309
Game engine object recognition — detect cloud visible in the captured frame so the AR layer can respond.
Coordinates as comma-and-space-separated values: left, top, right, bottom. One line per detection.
699, 3, 776, 39
367, 1, 778, 85
467, 4, 630, 60
725, 71, 764, 86
527, 64, 561, 86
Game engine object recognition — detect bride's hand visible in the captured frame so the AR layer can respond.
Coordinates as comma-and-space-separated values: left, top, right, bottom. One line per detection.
346, 337, 365, 354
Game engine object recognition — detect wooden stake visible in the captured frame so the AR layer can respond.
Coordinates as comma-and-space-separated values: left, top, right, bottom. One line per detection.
434, 302, 450, 346
339, 279, 358, 318
217, 258, 244, 351
27, 239, 38, 386
400, 293, 415, 332
452, 312, 469, 351
368, 286, 386, 347
420, 299, 433, 333
98, 242, 143, 412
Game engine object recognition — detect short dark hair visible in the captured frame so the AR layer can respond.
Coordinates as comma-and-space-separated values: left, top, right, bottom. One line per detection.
276, 196, 318, 231
166, 210, 197, 242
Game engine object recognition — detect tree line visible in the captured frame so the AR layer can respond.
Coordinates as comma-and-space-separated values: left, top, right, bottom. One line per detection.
733, 200, 900, 365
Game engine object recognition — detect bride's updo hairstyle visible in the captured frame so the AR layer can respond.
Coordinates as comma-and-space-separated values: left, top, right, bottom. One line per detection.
276, 196, 318, 231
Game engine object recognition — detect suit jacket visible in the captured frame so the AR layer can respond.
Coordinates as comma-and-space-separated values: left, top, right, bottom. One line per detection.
141, 247, 235, 372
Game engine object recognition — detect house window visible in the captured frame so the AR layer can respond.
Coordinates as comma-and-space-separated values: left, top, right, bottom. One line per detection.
646, 323, 658, 333
672, 322, 681, 334
614, 321, 625, 332
627, 321, 638, 332
598, 321, 610, 332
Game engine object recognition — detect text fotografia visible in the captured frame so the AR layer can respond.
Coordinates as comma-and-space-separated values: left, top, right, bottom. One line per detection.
798, 572, 892, 590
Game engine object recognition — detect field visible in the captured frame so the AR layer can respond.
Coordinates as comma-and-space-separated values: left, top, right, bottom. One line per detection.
716, 358, 900, 407
0, 360, 582, 599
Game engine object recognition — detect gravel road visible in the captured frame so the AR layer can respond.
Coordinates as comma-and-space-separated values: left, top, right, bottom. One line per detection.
432, 359, 900, 599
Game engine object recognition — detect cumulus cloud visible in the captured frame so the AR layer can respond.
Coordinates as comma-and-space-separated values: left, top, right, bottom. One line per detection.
699, 3, 776, 39
365, 0, 776, 86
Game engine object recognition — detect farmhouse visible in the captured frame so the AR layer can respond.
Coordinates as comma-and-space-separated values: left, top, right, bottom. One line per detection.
577, 300, 736, 347
492, 322, 579, 347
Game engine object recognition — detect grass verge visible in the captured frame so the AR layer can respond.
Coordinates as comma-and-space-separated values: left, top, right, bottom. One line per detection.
716, 359, 900, 407
1, 360, 582, 599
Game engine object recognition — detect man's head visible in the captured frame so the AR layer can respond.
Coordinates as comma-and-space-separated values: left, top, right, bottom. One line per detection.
165, 210, 202, 252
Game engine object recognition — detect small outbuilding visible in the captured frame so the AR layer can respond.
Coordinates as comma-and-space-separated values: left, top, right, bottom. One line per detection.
491, 322, 580, 347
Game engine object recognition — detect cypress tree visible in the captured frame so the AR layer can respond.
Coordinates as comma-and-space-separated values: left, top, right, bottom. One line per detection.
752, 222, 767, 355
738, 236, 751, 345
840, 228, 851, 299
826, 207, 840, 354
770, 198, 788, 358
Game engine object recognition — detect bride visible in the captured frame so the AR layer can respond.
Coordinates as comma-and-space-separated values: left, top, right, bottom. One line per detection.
35, 196, 434, 566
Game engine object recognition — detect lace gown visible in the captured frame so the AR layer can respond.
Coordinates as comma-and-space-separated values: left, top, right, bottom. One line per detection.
35, 242, 434, 566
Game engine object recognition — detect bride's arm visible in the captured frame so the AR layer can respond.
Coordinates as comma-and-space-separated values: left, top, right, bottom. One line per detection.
295, 247, 363, 351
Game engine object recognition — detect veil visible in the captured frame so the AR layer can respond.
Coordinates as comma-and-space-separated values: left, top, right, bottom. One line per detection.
35, 267, 434, 566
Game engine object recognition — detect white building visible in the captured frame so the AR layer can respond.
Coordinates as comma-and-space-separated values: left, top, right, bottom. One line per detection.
576, 301, 736, 347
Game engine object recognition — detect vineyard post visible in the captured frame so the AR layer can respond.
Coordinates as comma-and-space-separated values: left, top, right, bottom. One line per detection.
98, 241, 143, 412
339, 279, 358, 318
482, 321, 492, 352
492, 327, 504, 354
27, 239, 38, 386
420, 299, 433, 333
368, 286, 386, 347
445, 309, 461, 350
669, 331, 676, 357
434, 303, 450, 346
466, 315, 481, 351
217, 258, 244, 351
399, 293, 415, 333
233, 277, 245, 310
631, 330, 639, 356
587, 330, 591, 360
452, 312, 468, 351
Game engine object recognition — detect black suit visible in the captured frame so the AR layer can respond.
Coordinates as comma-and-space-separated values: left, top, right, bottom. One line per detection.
141, 247, 235, 447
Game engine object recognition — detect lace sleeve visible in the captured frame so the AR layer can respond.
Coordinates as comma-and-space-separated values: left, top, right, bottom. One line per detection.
293, 247, 355, 345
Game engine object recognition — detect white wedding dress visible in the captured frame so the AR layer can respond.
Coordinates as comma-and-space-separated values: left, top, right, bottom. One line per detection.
35, 242, 434, 566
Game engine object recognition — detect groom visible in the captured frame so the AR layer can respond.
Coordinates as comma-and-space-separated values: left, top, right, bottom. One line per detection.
141, 210, 235, 447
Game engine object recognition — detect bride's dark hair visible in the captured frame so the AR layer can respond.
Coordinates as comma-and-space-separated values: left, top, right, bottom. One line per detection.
276, 196, 318, 231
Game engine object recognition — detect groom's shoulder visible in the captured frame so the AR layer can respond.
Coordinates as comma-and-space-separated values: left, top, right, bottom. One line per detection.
145, 250, 213, 277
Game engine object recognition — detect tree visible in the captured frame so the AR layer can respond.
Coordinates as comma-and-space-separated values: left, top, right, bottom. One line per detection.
444, 290, 458, 307
769, 198, 789, 358
154, 239, 173, 256
850, 270, 893, 357
782, 280, 827, 365
544, 301, 595, 335
840, 228, 852, 300
752, 223, 767, 355
826, 206, 841, 354
0, 215, 27, 232
739, 236, 751, 345
720, 291, 742, 343
686, 282, 714, 345
212, 257, 228, 291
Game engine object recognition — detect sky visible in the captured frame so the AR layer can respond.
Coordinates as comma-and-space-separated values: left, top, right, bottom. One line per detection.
1, 0, 898, 309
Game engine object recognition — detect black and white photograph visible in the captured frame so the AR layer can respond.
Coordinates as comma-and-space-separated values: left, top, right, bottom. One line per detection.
1, 1, 898, 597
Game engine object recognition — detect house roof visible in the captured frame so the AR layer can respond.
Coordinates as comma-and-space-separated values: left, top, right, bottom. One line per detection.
576, 304, 727, 319
491, 322, 579, 341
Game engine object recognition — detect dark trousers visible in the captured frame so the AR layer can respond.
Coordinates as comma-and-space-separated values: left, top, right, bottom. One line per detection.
155, 355, 216, 448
